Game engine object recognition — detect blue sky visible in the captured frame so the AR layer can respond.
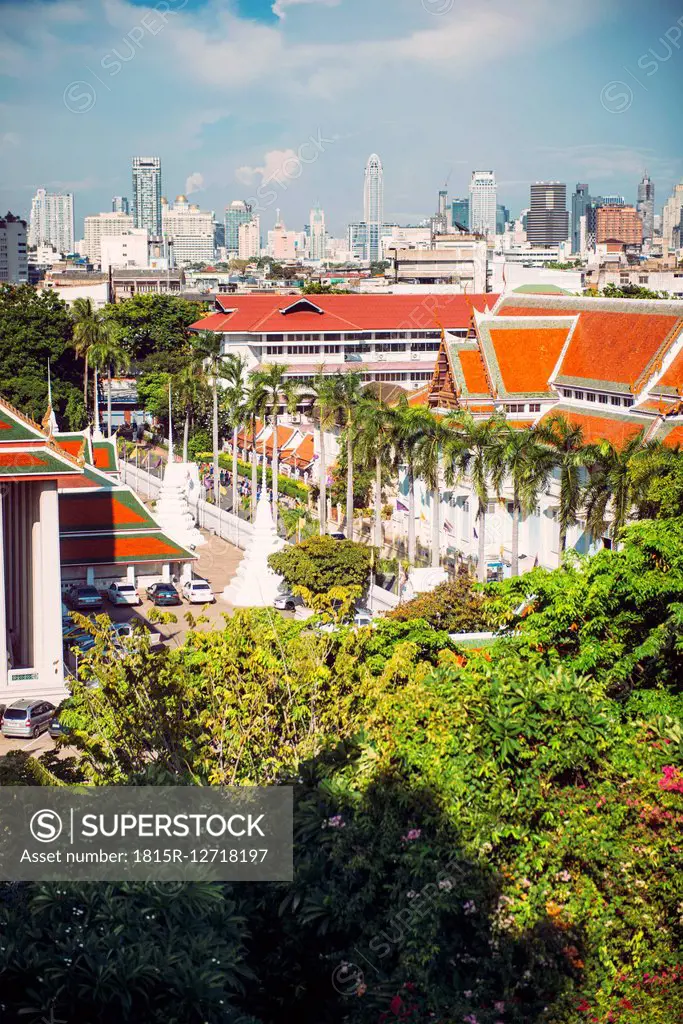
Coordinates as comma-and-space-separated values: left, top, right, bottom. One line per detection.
0, 0, 681, 238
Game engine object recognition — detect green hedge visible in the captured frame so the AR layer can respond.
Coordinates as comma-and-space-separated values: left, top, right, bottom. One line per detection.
195, 452, 309, 502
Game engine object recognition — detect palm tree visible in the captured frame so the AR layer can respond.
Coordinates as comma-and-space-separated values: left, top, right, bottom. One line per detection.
490, 425, 556, 576
444, 412, 503, 583
308, 372, 338, 536
412, 408, 454, 568
354, 395, 395, 549
393, 400, 429, 565
222, 353, 249, 513
174, 364, 210, 463
70, 298, 108, 413
328, 371, 365, 541
88, 327, 131, 438
583, 432, 663, 548
191, 331, 225, 509
251, 364, 301, 522
535, 414, 591, 564
245, 376, 267, 521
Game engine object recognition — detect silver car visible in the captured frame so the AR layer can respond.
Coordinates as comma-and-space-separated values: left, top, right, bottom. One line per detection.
1, 699, 56, 739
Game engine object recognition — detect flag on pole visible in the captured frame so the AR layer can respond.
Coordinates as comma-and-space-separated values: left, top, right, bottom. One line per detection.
396, 499, 408, 512
473, 527, 478, 539
444, 519, 453, 534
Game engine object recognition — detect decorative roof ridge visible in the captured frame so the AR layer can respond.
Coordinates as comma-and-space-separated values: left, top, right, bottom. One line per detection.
499, 293, 683, 316
634, 320, 683, 397
0, 398, 48, 441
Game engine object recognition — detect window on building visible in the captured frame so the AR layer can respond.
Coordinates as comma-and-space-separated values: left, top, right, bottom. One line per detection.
528, 403, 541, 412
586, 392, 596, 402
574, 390, 584, 400
324, 345, 341, 354
610, 396, 621, 406
506, 404, 525, 413
562, 388, 572, 398
639, 276, 648, 284
624, 397, 634, 407
410, 371, 433, 381
598, 394, 608, 405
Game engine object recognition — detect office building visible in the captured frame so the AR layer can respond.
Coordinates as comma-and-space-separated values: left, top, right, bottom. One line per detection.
451, 198, 469, 231
347, 221, 367, 261
388, 233, 488, 292
0, 212, 28, 283
596, 205, 643, 248
83, 211, 135, 263
637, 174, 655, 243
100, 230, 149, 272
469, 171, 497, 237
161, 195, 215, 267
132, 156, 162, 236
112, 196, 130, 215
662, 182, 683, 253
571, 184, 591, 253
308, 206, 326, 261
28, 189, 75, 254
225, 201, 253, 255
238, 217, 261, 260
364, 154, 384, 262
527, 182, 569, 247
496, 204, 510, 235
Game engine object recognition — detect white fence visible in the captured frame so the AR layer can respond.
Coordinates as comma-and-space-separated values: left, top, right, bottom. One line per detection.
119, 458, 253, 551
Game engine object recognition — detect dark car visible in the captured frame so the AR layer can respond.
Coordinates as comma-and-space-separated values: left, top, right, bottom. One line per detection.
146, 582, 182, 606
68, 585, 103, 611
49, 704, 71, 740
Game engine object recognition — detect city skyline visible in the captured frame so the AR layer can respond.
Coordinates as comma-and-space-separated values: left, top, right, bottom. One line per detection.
0, 0, 681, 237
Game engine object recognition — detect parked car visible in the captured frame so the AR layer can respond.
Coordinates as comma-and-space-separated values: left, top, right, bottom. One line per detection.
67, 585, 103, 611
106, 581, 141, 606
182, 578, 215, 604
146, 582, 181, 606
49, 704, 71, 740
329, 531, 346, 541
1, 699, 55, 739
274, 589, 304, 612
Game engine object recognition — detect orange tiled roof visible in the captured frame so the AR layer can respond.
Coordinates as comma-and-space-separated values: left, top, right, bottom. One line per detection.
488, 326, 570, 394
657, 348, 683, 390
662, 424, 683, 448
458, 349, 490, 394
538, 407, 645, 447
60, 534, 186, 564
561, 311, 681, 388
281, 433, 315, 468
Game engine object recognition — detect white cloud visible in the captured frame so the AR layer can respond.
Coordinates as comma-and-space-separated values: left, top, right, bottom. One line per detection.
185, 171, 205, 194
537, 144, 680, 183
272, 0, 341, 19
235, 149, 301, 186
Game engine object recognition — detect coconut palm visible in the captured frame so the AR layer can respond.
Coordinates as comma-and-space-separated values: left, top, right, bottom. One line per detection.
222, 353, 249, 513
308, 372, 338, 536
535, 413, 591, 564
244, 376, 267, 521
88, 327, 131, 438
328, 371, 365, 541
444, 412, 504, 583
251, 364, 301, 522
70, 297, 108, 412
490, 425, 556, 576
393, 400, 430, 565
411, 407, 453, 568
583, 432, 663, 548
173, 364, 210, 463
191, 331, 225, 509
354, 394, 395, 549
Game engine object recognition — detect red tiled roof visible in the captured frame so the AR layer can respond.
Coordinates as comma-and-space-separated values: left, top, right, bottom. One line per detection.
458, 349, 490, 394
281, 433, 314, 468
560, 312, 680, 388
189, 294, 498, 334
662, 424, 683, 448
60, 493, 151, 531
57, 438, 86, 458
60, 534, 188, 565
93, 442, 117, 472
488, 326, 570, 394
538, 407, 645, 447
657, 348, 683, 390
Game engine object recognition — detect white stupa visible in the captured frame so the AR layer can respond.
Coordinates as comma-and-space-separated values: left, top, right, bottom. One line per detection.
223, 497, 285, 607
154, 460, 205, 550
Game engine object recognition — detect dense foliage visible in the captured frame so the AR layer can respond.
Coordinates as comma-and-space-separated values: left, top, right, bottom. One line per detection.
268, 535, 373, 595
388, 568, 493, 633
104, 293, 207, 370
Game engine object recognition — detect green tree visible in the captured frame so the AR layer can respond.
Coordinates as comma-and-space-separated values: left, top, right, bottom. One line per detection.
70, 296, 100, 407
387, 568, 492, 632
250, 364, 301, 522
245, 375, 267, 520
87, 324, 131, 437
328, 372, 365, 541
583, 432, 662, 547
268, 535, 372, 595
191, 331, 225, 504
137, 370, 171, 426
307, 372, 338, 536
535, 412, 591, 564
104, 293, 206, 368
222, 352, 249, 513
412, 407, 452, 568
354, 395, 395, 549
393, 400, 429, 565
174, 362, 210, 462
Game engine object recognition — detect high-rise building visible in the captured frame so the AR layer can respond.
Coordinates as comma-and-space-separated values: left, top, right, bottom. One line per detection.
451, 198, 469, 231
112, 196, 130, 215
527, 182, 569, 247
0, 212, 28, 283
225, 200, 253, 255
469, 171, 497, 237
161, 195, 215, 266
84, 211, 135, 263
662, 181, 683, 252
363, 154, 384, 262
571, 184, 591, 253
28, 188, 74, 254
308, 205, 326, 260
596, 205, 643, 248
347, 221, 367, 261
238, 217, 260, 260
100, 229, 149, 273
131, 157, 162, 236
637, 173, 655, 243
599, 195, 626, 207
496, 204, 510, 235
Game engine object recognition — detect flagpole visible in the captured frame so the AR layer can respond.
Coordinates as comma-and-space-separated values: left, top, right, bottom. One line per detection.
168, 379, 173, 464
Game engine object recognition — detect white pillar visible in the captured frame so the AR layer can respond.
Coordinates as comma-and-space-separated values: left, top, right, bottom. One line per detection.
32, 483, 43, 673
161, 563, 171, 582
126, 564, 136, 585
0, 491, 8, 689
38, 482, 63, 688
86, 566, 95, 585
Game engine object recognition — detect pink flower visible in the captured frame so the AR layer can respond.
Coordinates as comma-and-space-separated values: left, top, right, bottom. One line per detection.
494, 1002, 505, 1012
659, 766, 683, 793
327, 814, 345, 828
401, 828, 422, 842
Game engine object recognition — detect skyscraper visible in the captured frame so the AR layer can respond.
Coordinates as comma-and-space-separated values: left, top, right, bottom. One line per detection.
132, 157, 162, 236
661, 181, 683, 252
363, 154, 384, 262
451, 198, 469, 231
571, 183, 591, 253
468, 171, 497, 237
112, 196, 130, 215
28, 188, 75, 253
0, 213, 28, 283
637, 173, 655, 243
527, 182, 569, 247
308, 205, 326, 260
225, 200, 253, 255
596, 205, 643, 248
